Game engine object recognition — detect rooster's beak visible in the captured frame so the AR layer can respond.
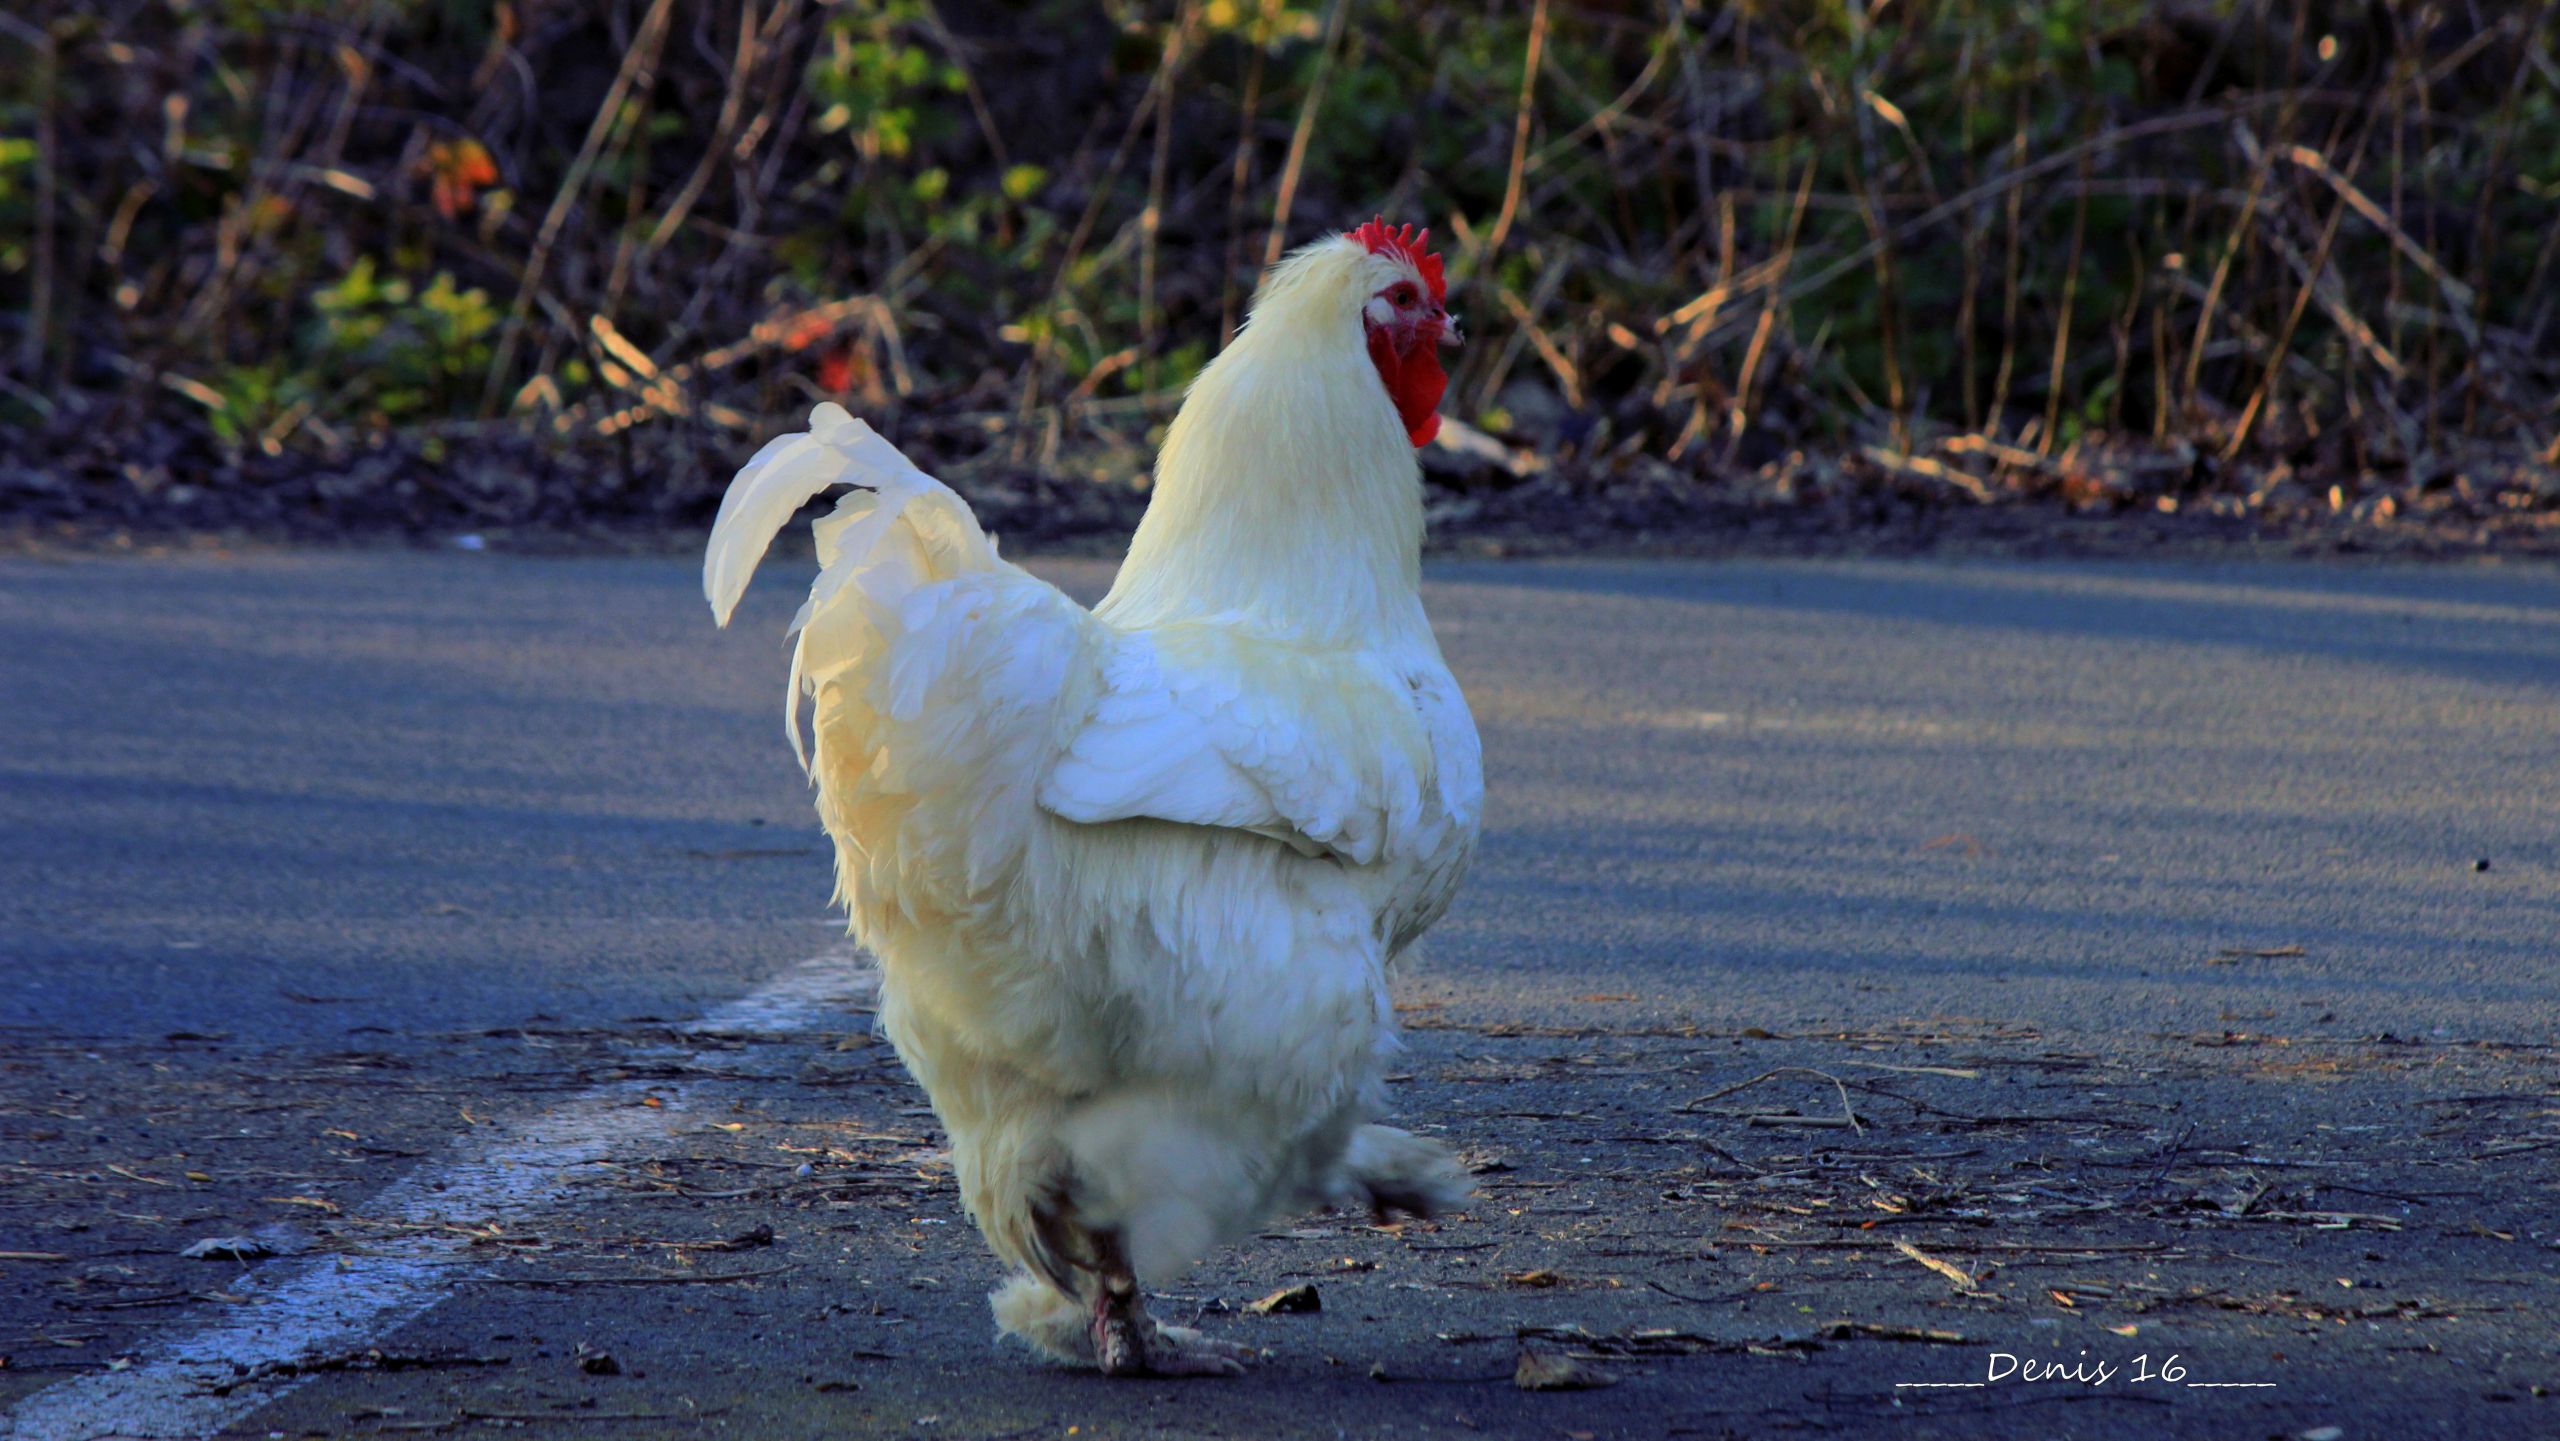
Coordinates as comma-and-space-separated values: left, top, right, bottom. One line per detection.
1439, 313, 1463, 348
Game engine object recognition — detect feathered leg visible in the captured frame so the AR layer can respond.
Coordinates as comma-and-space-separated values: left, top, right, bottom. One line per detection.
990, 1271, 1091, 1363
1339, 1124, 1474, 1220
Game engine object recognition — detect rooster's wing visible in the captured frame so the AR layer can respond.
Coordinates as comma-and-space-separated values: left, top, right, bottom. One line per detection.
1039, 626, 1441, 867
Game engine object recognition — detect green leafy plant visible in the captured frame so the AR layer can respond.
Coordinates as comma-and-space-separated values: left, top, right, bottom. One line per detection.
307, 259, 500, 425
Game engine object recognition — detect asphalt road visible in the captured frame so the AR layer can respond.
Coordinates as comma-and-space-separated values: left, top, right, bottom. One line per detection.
1, 548, 2555, 1440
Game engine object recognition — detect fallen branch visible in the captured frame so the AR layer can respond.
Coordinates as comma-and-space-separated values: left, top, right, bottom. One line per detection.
1861, 446, 1997, 503
1892, 1239, 1987, 1293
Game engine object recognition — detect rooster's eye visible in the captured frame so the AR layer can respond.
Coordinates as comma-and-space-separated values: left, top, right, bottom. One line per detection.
1387, 283, 1419, 308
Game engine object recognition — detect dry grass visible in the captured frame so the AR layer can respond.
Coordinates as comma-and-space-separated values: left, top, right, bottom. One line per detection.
0, 0, 2554, 545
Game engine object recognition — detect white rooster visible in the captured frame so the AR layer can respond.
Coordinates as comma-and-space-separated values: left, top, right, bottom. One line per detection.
703, 220, 1480, 1376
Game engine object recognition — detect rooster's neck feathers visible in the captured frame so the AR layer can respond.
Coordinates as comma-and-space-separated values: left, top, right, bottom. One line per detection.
1099, 237, 1429, 649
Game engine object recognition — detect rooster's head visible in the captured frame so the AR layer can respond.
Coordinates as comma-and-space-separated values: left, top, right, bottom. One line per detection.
1347, 218, 1458, 448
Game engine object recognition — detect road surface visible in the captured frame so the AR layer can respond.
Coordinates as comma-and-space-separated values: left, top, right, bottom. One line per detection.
1, 549, 2554, 1440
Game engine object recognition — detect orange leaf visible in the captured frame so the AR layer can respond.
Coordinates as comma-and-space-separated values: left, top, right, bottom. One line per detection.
816, 347, 855, 394
426, 139, 498, 220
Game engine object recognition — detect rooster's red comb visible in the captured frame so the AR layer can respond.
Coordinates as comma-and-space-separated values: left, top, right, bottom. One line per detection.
1348, 217, 1446, 304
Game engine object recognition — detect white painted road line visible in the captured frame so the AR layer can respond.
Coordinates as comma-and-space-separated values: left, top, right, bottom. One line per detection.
1, 951, 875, 1441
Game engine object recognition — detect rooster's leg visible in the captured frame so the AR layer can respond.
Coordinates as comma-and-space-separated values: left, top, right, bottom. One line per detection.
1083, 1231, 1148, 1376
1083, 1231, 1251, 1378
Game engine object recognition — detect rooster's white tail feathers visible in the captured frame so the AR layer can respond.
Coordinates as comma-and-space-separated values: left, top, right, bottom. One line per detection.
701, 402, 974, 625
701, 403, 1002, 768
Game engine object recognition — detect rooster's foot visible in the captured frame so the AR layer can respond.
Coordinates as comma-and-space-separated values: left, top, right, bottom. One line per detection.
1088, 1309, 1251, 1378
1142, 1324, 1255, 1377
1087, 1280, 1249, 1378
1090, 1317, 1147, 1374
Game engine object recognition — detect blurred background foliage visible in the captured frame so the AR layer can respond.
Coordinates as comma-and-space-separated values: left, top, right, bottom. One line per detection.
0, 0, 2555, 543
